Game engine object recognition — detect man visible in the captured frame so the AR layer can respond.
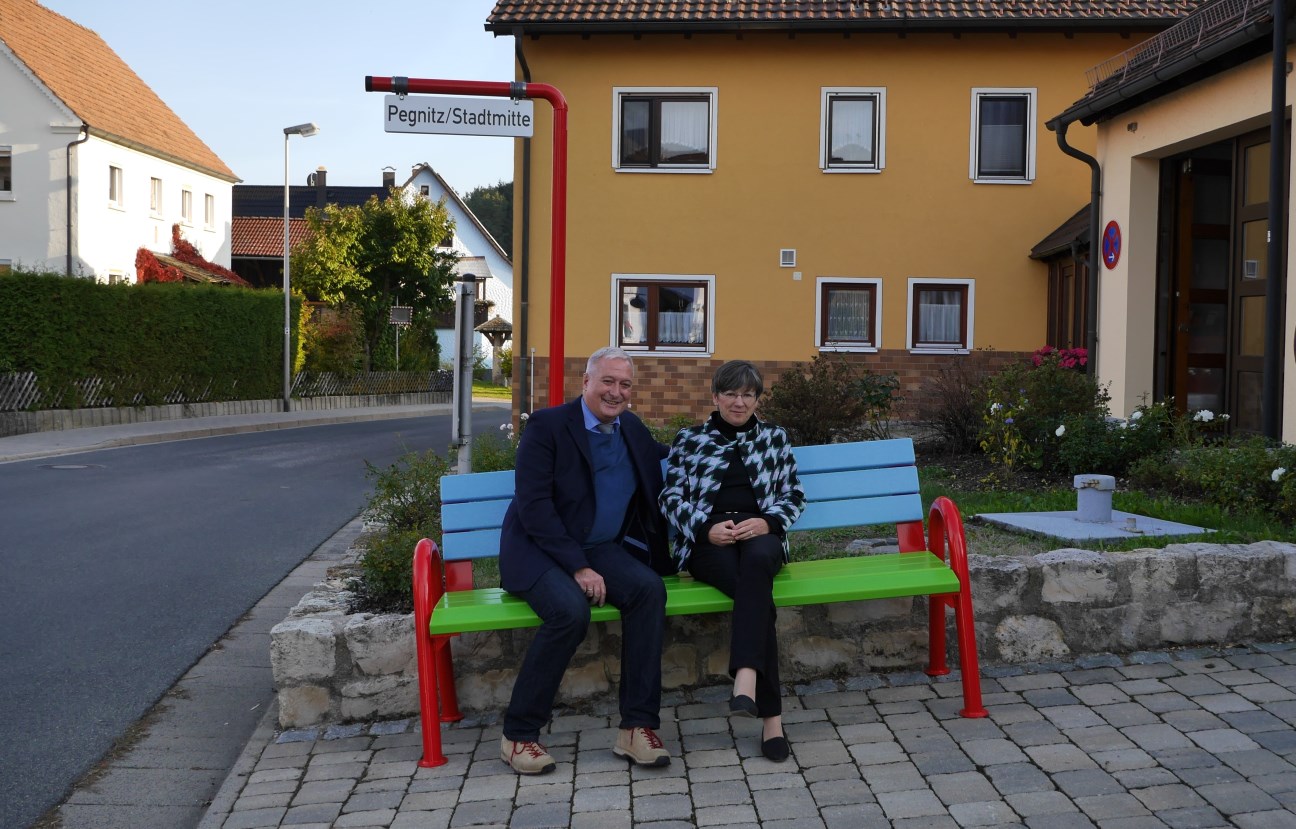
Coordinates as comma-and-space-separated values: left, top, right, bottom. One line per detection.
498, 347, 672, 774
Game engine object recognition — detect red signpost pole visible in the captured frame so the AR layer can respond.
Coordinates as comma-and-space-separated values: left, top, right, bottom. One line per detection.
365, 76, 568, 406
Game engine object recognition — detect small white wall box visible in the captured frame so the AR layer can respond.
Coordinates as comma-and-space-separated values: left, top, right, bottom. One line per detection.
780, 249, 796, 267
1074, 474, 1116, 523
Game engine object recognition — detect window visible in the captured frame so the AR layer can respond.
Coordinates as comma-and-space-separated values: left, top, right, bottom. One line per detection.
0, 147, 12, 198
180, 189, 193, 224
821, 88, 886, 172
419, 185, 430, 197
613, 88, 717, 172
438, 232, 453, 248
204, 194, 215, 229
908, 279, 973, 351
970, 88, 1036, 183
109, 166, 123, 207
149, 177, 163, 214
817, 278, 881, 350
614, 274, 713, 353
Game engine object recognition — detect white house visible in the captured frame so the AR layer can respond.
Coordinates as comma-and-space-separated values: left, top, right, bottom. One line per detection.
404, 164, 513, 367
0, 0, 237, 281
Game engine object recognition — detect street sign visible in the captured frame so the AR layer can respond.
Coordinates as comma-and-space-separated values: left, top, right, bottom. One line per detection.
389, 305, 413, 326
384, 94, 534, 138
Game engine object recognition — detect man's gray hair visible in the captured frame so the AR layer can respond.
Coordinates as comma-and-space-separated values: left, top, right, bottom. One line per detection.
585, 347, 635, 375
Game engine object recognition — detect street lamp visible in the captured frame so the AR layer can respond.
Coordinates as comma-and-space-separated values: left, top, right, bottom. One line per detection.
282, 122, 319, 412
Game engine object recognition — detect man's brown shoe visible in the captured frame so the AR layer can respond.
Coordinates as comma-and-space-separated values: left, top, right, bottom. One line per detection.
612, 726, 671, 767
500, 736, 556, 774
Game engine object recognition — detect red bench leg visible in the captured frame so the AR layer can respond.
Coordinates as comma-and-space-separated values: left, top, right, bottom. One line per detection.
927, 498, 988, 718
413, 539, 448, 767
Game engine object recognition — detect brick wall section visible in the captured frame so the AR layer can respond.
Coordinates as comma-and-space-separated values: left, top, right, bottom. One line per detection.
519, 350, 1027, 424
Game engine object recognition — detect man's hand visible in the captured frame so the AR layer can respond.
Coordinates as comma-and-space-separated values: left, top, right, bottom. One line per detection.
574, 567, 606, 606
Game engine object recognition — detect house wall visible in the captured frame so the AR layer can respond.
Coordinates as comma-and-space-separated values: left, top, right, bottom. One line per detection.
407, 168, 514, 368
0, 45, 232, 281
510, 30, 1149, 419
0, 44, 76, 273
76, 138, 233, 281
1094, 50, 1296, 442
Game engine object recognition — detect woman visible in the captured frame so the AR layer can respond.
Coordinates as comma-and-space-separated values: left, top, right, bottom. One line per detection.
659, 360, 805, 762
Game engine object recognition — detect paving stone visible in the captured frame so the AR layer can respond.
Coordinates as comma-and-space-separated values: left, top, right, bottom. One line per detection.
876, 788, 948, 820
1186, 728, 1261, 753
281, 802, 344, 824
911, 750, 978, 775
1052, 768, 1124, 798
692, 779, 753, 807
1123, 724, 1196, 751
1003, 721, 1067, 747
1111, 767, 1180, 789
1172, 764, 1244, 788
1071, 684, 1129, 707
1154, 806, 1230, 828
1073, 792, 1150, 820
1230, 812, 1296, 829
754, 786, 820, 820
1041, 705, 1108, 729
811, 777, 876, 807
986, 763, 1056, 795
1090, 748, 1156, 772
1094, 703, 1162, 728
1004, 790, 1079, 817
1024, 743, 1099, 773
1163, 709, 1230, 733
1194, 781, 1282, 815
632, 793, 692, 821
1023, 689, 1083, 708
1134, 692, 1199, 714
961, 738, 1029, 766
947, 800, 1021, 827
1219, 748, 1296, 777
821, 802, 891, 829
862, 761, 926, 793
1132, 784, 1209, 812
929, 771, 999, 805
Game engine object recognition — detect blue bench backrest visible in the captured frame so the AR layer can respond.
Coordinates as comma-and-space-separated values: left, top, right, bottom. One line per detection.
438, 437, 922, 562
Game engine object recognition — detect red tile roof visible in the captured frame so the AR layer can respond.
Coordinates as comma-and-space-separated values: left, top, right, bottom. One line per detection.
488, 0, 1199, 30
0, 0, 236, 181
232, 216, 311, 258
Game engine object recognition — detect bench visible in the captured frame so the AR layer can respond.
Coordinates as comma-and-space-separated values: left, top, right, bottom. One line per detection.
411, 437, 986, 768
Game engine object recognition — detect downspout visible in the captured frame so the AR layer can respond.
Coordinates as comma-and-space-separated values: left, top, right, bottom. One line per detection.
1050, 120, 1102, 376
1262, 0, 1287, 439
515, 31, 534, 413
65, 124, 89, 277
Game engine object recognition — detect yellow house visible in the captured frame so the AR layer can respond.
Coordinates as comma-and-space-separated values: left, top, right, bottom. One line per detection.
1049, 0, 1294, 441
486, 0, 1194, 420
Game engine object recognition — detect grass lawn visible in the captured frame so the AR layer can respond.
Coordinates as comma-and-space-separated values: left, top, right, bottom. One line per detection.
472, 380, 511, 400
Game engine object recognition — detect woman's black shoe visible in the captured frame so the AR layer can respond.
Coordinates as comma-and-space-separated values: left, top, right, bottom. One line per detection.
761, 736, 790, 763
728, 694, 758, 718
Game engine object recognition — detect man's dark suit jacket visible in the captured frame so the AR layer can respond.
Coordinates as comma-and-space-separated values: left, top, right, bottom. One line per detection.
499, 398, 671, 594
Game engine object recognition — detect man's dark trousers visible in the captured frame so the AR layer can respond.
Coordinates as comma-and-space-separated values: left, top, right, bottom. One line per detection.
503, 541, 666, 741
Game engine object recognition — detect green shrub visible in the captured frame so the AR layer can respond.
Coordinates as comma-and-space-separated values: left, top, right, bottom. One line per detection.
979, 351, 1109, 472
1053, 398, 1177, 476
759, 356, 898, 445
473, 431, 518, 472
499, 346, 513, 379
1129, 436, 1296, 521
648, 413, 696, 445
353, 448, 453, 610
301, 306, 364, 375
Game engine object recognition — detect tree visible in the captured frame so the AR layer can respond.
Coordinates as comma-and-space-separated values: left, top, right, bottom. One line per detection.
291, 189, 458, 369
464, 180, 512, 255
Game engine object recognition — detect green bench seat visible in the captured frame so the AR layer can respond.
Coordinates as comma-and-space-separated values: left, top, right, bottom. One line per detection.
412, 437, 986, 768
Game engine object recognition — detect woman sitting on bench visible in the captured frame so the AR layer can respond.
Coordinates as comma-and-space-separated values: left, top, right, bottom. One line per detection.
659, 360, 806, 763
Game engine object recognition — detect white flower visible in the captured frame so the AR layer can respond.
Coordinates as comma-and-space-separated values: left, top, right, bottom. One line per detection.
989, 402, 1002, 414
1130, 411, 1143, 421
499, 423, 510, 431
519, 412, 530, 421
1274, 468, 1288, 483
1193, 409, 1215, 422
1221, 414, 1230, 421
1117, 421, 1128, 429
1055, 425, 1066, 437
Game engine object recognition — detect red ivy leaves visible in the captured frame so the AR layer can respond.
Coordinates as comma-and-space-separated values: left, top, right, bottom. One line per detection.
135, 226, 250, 286
135, 248, 183, 283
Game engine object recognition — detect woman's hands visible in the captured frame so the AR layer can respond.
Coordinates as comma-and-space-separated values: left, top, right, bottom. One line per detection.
706, 518, 769, 546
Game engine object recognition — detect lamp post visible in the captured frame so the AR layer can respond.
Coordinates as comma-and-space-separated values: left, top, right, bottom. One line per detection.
282, 122, 319, 412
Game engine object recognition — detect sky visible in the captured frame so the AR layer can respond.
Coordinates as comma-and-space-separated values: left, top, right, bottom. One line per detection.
40, 0, 517, 196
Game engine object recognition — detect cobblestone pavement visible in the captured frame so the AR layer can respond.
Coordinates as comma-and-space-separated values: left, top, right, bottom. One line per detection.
201, 643, 1296, 829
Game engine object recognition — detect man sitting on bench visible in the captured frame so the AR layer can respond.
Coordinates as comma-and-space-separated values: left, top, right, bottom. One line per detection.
497, 347, 673, 774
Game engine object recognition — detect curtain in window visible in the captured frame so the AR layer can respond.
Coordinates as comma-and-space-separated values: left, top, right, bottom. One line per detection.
827, 289, 870, 341
918, 289, 963, 344
978, 97, 1026, 177
659, 101, 708, 163
656, 285, 705, 344
830, 98, 875, 164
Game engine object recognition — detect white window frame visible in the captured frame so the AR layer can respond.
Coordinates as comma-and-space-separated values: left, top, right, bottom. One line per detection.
180, 188, 193, 225
0, 146, 12, 200
816, 277, 882, 352
109, 165, 124, 209
906, 277, 975, 353
149, 177, 163, 215
204, 193, 215, 230
820, 87, 886, 173
969, 88, 1036, 184
610, 273, 715, 357
612, 87, 718, 174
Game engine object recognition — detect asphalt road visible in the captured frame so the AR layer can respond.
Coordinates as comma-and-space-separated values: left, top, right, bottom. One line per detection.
0, 409, 509, 829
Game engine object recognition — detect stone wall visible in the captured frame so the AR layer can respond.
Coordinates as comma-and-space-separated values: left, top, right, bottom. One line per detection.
269, 540, 1296, 728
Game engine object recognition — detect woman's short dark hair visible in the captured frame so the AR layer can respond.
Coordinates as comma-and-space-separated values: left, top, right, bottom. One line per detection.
711, 360, 764, 396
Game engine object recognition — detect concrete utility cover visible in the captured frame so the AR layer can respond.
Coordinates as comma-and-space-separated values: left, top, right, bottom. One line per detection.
978, 509, 1213, 542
